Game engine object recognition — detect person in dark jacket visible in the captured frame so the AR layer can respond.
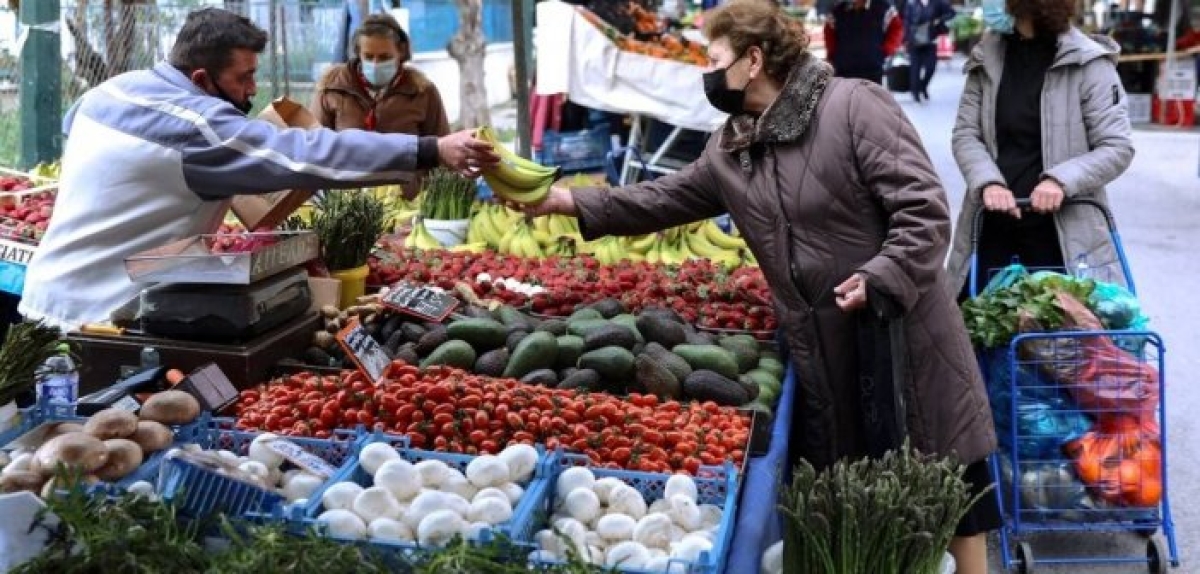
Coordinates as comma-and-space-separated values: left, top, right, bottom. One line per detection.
824, 0, 905, 82
904, 0, 956, 102
517, 1, 998, 571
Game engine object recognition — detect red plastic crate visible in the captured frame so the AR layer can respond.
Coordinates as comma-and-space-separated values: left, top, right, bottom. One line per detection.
1151, 96, 1195, 127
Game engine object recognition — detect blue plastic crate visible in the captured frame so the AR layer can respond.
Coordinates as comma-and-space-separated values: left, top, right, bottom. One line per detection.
529, 453, 740, 574
536, 126, 612, 173
0, 402, 207, 495
157, 418, 360, 519
299, 432, 553, 553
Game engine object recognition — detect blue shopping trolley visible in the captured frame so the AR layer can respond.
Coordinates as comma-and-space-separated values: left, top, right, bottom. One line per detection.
968, 198, 1179, 573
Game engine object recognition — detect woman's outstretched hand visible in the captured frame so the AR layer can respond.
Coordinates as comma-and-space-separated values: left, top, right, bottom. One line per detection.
502, 184, 579, 218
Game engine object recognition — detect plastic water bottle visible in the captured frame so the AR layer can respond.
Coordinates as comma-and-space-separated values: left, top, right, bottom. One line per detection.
140, 347, 161, 372
1074, 255, 1092, 280
36, 344, 78, 406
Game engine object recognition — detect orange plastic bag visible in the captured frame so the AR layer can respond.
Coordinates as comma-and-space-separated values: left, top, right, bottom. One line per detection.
1064, 415, 1163, 507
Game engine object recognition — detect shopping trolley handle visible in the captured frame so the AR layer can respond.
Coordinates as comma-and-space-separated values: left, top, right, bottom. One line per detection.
969, 197, 1118, 250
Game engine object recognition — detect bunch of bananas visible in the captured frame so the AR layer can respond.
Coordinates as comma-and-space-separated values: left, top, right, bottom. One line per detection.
497, 219, 546, 259
477, 125, 561, 205
624, 220, 751, 269
373, 184, 420, 230
590, 236, 630, 265
467, 202, 523, 248
404, 217, 443, 251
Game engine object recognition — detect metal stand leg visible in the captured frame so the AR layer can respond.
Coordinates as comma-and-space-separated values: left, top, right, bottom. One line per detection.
619, 115, 644, 186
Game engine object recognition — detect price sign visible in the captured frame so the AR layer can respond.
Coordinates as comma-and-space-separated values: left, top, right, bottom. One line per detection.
380, 281, 459, 322
335, 317, 390, 383
264, 438, 338, 479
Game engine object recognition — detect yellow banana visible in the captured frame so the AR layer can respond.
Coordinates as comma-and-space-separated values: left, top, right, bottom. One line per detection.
498, 226, 518, 254
628, 234, 656, 253
703, 220, 747, 250
477, 125, 561, 203
685, 230, 731, 259
450, 242, 488, 254
645, 238, 664, 265
531, 228, 553, 247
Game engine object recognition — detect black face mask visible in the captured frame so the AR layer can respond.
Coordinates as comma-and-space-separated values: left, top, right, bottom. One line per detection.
213, 79, 253, 115
703, 56, 752, 116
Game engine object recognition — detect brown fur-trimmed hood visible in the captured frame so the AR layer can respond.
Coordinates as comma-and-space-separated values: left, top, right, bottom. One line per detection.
718, 53, 833, 154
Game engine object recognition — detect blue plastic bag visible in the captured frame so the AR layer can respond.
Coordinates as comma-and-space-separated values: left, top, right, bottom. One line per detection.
982, 349, 1093, 459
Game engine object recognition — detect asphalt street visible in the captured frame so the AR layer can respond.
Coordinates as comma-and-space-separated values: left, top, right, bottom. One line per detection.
901, 56, 1200, 573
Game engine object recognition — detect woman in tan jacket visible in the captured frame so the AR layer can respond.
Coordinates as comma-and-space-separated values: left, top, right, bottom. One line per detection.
312, 14, 451, 195
519, 0, 998, 570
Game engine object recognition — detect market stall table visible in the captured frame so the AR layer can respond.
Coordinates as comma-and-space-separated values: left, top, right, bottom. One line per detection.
724, 363, 794, 573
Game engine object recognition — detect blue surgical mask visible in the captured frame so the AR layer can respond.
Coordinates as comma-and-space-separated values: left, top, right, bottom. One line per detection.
361, 60, 397, 88
981, 0, 1015, 34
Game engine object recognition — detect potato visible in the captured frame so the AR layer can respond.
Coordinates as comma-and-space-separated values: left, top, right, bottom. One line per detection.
46, 422, 86, 439
139, 390, 202, 425
32, 432, 109, 476
1, 470, 46, 493
130, 421, 174, 454
84, 408, 140, 439
95, 439, 144, 482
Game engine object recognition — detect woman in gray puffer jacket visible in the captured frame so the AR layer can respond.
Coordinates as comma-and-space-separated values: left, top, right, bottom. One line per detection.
946, 0, 1134, 299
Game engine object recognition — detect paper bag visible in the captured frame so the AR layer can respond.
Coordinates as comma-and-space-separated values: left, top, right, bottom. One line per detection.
230, 97, 321, 230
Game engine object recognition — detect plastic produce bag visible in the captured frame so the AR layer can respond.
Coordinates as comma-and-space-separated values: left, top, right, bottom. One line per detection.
984, 349, 1092, 459
996, 454, 1094, 521
1017, 293, 1159, 422
1063, 415, 1163, 508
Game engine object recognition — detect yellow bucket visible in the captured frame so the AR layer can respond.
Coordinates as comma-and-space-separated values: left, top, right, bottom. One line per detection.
330, 264, 369, 309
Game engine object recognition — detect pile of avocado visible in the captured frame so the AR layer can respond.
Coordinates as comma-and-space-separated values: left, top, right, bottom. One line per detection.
299, 298, 785, 416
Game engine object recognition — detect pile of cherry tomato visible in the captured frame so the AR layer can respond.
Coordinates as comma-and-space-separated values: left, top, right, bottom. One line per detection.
234, 362, 751, 475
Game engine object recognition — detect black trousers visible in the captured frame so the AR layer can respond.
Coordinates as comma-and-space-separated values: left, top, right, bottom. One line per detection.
908, 43, 938, 96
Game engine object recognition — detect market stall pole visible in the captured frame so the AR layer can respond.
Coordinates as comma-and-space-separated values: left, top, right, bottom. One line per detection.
513, 0, 534, 158
18, 0, 62, 169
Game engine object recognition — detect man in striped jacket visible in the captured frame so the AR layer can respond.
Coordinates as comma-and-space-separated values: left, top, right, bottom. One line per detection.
19, 8, 498, 331
824, 0, 905, 84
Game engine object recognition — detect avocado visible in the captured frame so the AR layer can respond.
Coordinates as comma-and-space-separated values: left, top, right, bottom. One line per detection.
461, 305, 494, 319
400, 322, 429, 344
718, 337, 761, 373
568, 307, 605, 322
558, 368, 602, 391
583, 323, 638, 352
392, 343, 420, 367
736, 374, 761, 402
447, 318, 509, 352
520, 369, 559, 387
634, 354, 682, 400
642, 342, 693, 381
420, 340, 477, 371
414, 325, 449, 356
506, 330, 530, 353
589, 298, 627, 319
683, 370, 751, 406
503, 331, 559, 379
303, 347, 336, 367
558, 367, 579, 381
555, 335, 585, 370
535, 318, 569, 336
577, 346, 636, 384
639, 305, 686, 326
494, 304, 537, 330
685, 331, 717, 346
566, 318, 612, 338
610, 314, 645, 344
636, 314, 688, 349
380, 314, 406, 342
474, 347, 511, 377
672, 344, 740, 380
757, 357, 786, 381
384, 330, 407, 355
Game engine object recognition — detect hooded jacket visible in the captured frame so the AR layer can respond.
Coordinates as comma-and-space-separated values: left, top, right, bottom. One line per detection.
947, 28, 1135, 295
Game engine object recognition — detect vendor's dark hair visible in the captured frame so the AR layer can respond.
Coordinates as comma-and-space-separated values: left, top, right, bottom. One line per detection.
702, 0, 809, 82
169, 8, 268, 74
1007, 0, 1075, 36
352, 14, 411, 57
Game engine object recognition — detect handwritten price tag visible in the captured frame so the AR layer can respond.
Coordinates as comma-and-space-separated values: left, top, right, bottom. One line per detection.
335, 317, 390, 383
380, 281, 458, 322
264, 438, 338, 479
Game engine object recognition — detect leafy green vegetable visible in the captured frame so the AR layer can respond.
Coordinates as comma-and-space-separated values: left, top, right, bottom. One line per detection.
779, 441, 987, 574
11, 487, 610, 574
0, 321, 68, 405
961, 273, 1096, 348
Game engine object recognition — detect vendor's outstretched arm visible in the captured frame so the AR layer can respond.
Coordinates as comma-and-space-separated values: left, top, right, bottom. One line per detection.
179, 102, 439, 197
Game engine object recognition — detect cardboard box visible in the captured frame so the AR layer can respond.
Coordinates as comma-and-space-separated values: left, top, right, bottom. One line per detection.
230, 97, 321, 230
